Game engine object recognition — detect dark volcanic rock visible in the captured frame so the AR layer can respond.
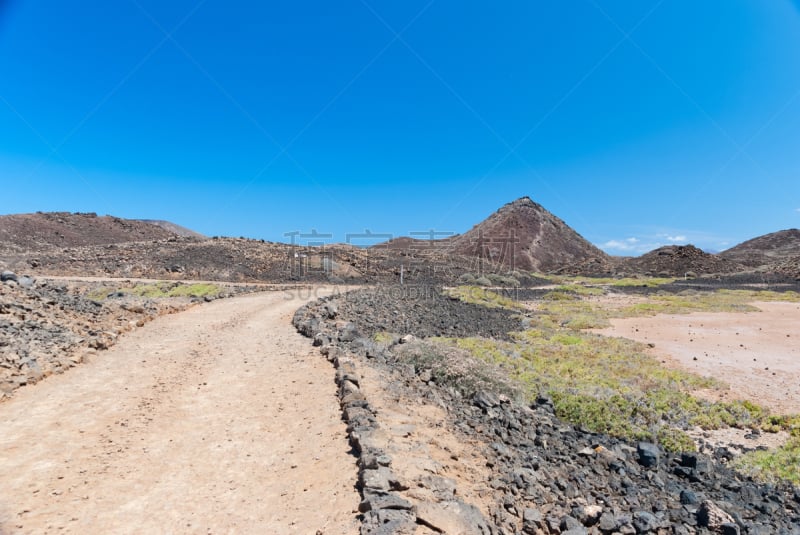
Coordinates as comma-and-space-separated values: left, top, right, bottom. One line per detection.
334, 286, 524, 340
637, 442, 661, 468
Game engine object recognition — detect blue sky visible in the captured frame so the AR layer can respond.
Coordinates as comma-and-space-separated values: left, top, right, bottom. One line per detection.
1, 1, 799, 254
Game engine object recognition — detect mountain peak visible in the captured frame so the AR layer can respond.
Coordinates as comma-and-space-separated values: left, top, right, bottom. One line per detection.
449, 197, 609, 272
503, 196, 538, 209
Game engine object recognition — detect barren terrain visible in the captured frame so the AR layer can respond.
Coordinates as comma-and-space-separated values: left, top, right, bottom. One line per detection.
0, 289, 359, 534
597, 301, 800, 414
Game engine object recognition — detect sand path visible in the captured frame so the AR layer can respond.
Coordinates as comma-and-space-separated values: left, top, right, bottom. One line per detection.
0, 289, 359, 534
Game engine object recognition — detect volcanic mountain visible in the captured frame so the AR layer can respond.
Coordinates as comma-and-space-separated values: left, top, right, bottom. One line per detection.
376, 197, 610, 273
0, 212, 202, 253
447, 197, 610, 272
720, 229, 800, 268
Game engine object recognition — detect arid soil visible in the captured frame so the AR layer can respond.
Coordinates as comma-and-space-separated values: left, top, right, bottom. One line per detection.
0, 289, 359, 534
596, 301, 800, 415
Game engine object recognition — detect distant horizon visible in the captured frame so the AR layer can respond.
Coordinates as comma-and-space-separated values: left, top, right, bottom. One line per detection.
2, 2, 799, 255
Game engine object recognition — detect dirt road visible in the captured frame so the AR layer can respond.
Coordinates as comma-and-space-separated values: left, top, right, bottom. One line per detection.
0, 289, 359, 534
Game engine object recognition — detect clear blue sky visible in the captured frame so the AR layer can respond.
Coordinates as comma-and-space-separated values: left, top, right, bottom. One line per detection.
2, 1, 799, 254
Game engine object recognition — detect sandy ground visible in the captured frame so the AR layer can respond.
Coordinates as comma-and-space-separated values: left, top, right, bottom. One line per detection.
597, 301, 800, 415
0, 289, 359, 534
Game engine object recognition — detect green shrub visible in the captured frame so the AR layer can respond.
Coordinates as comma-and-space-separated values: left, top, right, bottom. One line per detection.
474, 276, 492, 287
733, 437, 800, 485
656, 427, 697, 453
458, 273, 476, 284
444, 286, 525, 310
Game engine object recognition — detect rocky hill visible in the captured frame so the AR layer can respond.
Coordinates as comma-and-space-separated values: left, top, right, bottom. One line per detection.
618, 245, 744, 277
375, 197, 611, 274
449, 197, 610, 272
0, 212, 190, 253
720, 228, 800, 268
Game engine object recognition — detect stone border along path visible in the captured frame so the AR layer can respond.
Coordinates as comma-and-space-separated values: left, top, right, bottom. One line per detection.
293, 298, 496, 534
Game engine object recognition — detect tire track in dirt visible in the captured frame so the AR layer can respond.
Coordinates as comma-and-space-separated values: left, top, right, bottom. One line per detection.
0, 288, 359, 534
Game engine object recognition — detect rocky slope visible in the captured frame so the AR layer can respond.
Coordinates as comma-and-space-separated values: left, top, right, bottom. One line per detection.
618, 245, 744, 277
0, 212, 185, 253
771, 255, 800, 280
294, 288, 800, 534
720, 229, 800, 268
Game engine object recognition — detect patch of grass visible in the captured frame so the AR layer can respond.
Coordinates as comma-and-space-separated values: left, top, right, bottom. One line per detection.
546, 275, 676, 288
373, 331, 396, 344
445, 282, 800, 467
535, 297, 612, 330
733, 437, 800, 485
608, 277, 676, 288
618, 289, 800, 317
87, 288, 111, 301
552, 284, 606, 297
656, 427, 697, 453
126, 282, 221, 298
444, 286, 526, 311
433, 328, 784, 452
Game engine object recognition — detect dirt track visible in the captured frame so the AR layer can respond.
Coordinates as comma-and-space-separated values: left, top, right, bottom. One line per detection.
0, 289, 359, 534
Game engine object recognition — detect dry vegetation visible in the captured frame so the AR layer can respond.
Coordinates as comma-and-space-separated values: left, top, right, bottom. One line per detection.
446, 280, 800, 483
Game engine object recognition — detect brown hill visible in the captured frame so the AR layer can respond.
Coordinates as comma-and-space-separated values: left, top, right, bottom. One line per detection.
618, 244, 743, 277
373, 197, 610, 273
447, 197, 610, 272
0, 212, 191, 253
720, 229, 800, 268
